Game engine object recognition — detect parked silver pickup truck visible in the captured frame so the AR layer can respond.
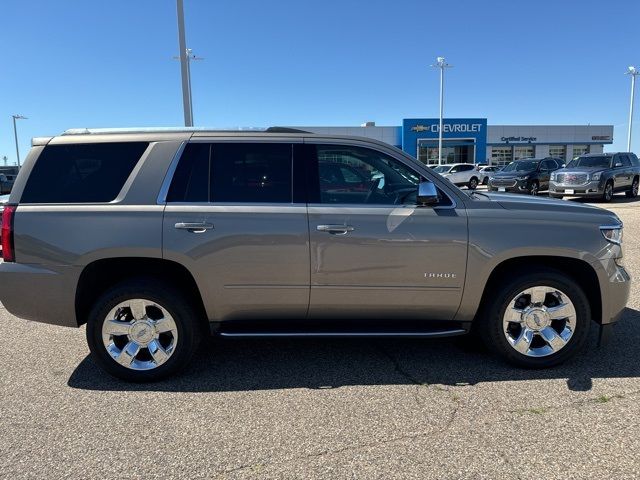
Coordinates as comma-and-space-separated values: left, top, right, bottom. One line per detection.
0, 128, 630, 381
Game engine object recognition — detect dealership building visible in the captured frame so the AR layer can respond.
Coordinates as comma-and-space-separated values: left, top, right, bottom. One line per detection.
301, 119, 614, 166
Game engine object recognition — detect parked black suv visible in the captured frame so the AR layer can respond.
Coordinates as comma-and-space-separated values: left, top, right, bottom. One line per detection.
488, 157, 563, 195
549, 153, 640, 202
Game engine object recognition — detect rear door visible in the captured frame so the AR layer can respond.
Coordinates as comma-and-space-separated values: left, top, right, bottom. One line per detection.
621, 154, 634, 189
162, 140, 310, 322
306, 141, 468, 321
612, 154, 630, 190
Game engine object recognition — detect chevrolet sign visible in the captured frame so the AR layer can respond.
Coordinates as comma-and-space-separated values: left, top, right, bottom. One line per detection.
411, 123, 483, 133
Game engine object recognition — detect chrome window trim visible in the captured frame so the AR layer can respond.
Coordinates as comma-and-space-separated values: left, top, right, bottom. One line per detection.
156, 141, 187, 205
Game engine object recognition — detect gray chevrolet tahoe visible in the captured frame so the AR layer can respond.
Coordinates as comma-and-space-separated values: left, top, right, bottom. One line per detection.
0, 128, 630, 381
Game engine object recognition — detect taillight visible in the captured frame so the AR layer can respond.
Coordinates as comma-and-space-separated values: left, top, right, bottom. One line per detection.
1, 205, 16, 262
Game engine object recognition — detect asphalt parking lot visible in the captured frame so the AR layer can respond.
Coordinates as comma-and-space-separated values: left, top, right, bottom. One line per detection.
1, 193, 639, 479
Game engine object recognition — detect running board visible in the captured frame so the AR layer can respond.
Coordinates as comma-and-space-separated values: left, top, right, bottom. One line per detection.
218, 329, 467, 338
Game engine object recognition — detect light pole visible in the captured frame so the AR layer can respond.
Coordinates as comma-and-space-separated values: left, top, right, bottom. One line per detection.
430, 57, 452, 166
626, 66, 639, 152
176, 0, 194, 127
11, 115, 27, 167
173, 48, 204, 124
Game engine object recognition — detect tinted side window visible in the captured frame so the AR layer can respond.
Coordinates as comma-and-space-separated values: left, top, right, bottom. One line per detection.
167, 143, 210, 202
460, 165, 475, 172
21, 142, 148, 203
621, 155, 632, 167
211, 143, 292, 203
630, 154, 640, 166
314, 144, 429, 205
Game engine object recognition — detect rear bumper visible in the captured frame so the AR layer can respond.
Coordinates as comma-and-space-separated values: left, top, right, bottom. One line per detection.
0, 262, 80, 327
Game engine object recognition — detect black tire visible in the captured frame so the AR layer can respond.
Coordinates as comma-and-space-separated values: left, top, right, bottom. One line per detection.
529, 181, 539, 196
549, 194, 564, 199
602, 181, 614, 202
86, 277, 201, 382
477, 269, 591, 368
625, 177, 639, 198
468, 177, 479, 190
482, 176, 489, 185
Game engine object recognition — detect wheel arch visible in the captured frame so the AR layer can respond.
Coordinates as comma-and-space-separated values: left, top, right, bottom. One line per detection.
75, 257, 208, 331
474, 256, 601, 325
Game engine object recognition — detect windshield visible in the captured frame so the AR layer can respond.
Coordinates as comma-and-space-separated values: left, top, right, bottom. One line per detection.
501, 160, 539, 172
566, 156, 610, 169
432, 165, 451, 173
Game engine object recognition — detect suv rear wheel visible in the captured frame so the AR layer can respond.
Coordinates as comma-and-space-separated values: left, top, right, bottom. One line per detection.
86, 278, 201, 382
468, 177, 479, 190
479, 269, 590, 368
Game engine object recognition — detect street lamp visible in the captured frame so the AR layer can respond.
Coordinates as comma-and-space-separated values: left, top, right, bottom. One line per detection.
173, 48, 204, 125
430, 57, 453, 166
626, 66, 639, 152
11, 114, 27, 167
175, 0, 204, 127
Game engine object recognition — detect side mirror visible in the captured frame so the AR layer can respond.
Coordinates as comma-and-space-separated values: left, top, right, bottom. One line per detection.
615, 161, 623, 168
417, 180, 439, 206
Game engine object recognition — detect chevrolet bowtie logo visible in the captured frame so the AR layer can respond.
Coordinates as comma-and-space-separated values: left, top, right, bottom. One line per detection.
411, 125, 431, 132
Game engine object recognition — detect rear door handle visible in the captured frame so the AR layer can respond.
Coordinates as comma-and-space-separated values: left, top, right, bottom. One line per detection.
316, 224, 355, 235
174, 222, 214, 233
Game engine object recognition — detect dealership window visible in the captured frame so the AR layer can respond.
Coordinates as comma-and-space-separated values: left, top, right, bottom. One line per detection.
549, 145, 566, 161
418, 139, 475, 165
514, 145, 535, 160
490, 146, 513, 166
572, 145, 589, 157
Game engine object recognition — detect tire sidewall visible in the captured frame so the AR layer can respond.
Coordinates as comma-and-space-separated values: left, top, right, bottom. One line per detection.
86, 279, 199, 382
603, 182, 613, 202
627, 178, 638, 198
481, 270, 591, 368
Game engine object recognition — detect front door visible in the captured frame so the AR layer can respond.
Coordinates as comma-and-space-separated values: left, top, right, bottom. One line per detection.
306, 143, 468, 321
162, 141, 310, 322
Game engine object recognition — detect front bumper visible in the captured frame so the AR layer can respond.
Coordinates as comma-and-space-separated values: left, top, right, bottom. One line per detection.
487, 179, 530, 193
549, 180, 603, 197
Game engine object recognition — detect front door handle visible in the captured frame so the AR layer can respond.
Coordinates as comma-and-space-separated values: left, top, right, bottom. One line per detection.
316, 224, 355, 235
175, 222, 214, 233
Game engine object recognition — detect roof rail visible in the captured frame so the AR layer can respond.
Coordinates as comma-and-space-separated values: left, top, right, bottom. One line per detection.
264, 127, 311, 134
61, 126, 313, 135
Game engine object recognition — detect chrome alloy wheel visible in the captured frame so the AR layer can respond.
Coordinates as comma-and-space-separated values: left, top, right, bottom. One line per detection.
101, 299, 178, 370
502, 286, 576, 357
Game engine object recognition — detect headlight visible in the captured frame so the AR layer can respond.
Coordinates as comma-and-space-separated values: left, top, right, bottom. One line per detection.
600, 225, 623, 245
517, 176, 528, 181
591, 172, 602, 181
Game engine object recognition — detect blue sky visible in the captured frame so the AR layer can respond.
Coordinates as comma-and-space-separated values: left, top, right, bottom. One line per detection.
1, 0, 639, 163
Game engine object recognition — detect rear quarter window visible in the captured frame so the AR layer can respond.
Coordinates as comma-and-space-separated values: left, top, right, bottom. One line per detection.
21, 142, 148, 203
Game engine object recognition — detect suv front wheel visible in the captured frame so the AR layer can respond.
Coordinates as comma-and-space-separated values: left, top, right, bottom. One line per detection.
479, 269, 590, 368
86, 278, 201, 382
